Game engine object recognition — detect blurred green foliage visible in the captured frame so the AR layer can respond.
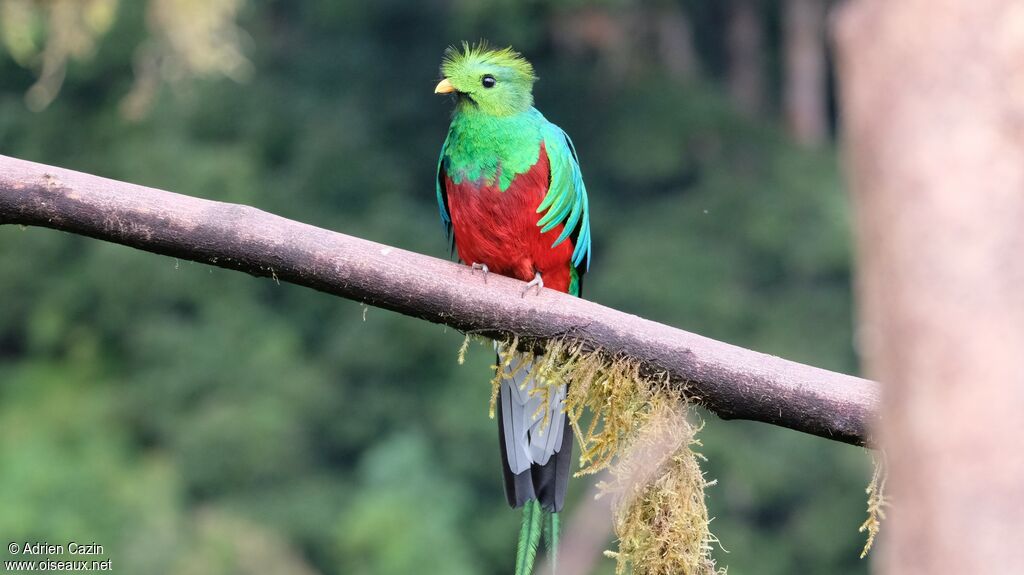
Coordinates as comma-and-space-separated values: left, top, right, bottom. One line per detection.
0, 1, 870, 573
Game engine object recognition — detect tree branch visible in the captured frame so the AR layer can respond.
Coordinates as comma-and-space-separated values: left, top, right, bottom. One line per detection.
0, 154, 878, 446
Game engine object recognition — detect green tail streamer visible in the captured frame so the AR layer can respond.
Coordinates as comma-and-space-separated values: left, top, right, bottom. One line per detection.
543, 511, 560, 574
515, 500, 543, 575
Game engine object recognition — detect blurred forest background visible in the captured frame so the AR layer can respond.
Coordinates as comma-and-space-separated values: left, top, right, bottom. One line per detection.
0, 1, 870, 573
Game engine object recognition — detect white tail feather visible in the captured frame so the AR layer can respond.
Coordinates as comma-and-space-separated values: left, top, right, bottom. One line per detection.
499, 347, 568, 473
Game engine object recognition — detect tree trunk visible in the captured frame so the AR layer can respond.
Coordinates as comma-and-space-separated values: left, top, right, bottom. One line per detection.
836, 1, 1024, 572
654, 3, 698, 80
783, 0, 828, 146
727, 0, 767, 116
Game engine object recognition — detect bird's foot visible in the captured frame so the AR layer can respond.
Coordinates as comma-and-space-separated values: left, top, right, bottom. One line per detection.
470, 262, 489, 283
521, 272, 543, 297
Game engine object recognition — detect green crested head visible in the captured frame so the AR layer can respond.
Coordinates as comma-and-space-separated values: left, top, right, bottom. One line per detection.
435, 42, 537, 116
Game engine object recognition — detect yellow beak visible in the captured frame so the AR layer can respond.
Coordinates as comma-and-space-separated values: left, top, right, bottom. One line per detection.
434, 78, 456, 94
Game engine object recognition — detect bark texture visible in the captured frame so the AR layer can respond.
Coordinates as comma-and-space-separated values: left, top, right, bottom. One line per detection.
0, 154, 878, 446
837, 1, 1024, 571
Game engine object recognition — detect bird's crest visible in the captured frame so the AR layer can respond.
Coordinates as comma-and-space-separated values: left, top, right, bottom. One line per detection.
441, 41, 537, 85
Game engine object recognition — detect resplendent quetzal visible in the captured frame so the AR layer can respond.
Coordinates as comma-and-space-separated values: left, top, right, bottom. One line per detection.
433, 43, 592, 575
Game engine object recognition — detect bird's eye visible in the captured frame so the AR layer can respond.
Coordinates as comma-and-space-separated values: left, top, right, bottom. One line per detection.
481, 75, 497, 88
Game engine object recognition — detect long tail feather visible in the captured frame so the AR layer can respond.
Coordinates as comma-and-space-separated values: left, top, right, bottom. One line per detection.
515, 500, 543, 575
543, 511, 560, 574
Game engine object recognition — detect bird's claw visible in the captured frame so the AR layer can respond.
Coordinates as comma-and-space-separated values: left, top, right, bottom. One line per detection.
470, 262, 489, 283
521, 272, 543, 297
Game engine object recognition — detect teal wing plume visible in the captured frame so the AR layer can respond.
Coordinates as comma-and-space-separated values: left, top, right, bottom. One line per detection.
435, 129, 454, 250
536, 123, 591, 271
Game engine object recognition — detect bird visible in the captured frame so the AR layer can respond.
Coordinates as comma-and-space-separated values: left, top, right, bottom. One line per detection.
433, 43, 592, 575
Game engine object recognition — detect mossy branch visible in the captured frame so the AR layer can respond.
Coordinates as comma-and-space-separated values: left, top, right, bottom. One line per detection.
0, 153, 879, 446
